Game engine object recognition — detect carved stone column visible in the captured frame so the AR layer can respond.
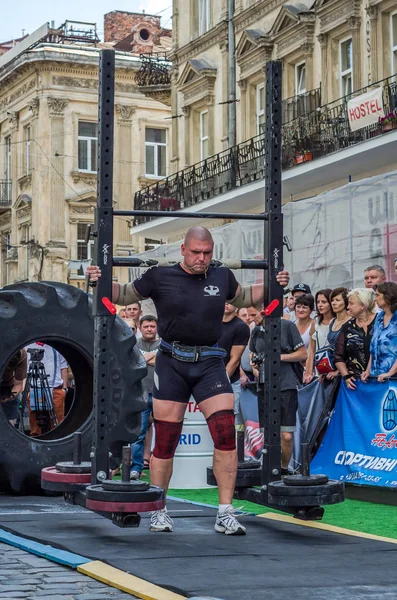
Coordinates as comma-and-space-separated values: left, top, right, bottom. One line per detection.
318, 33, 328, 104
114, 105, 135, 252
48, 97, 68, 245
348, 16, 362, 91
182, 105, 191, 167
170, 68, 180, 172
220, 40, 229, 147
238, 79, 247, 142
27, 97, 40, 279
206, 95, 215, 157
366, 5, 378, 83
173, 0, 179, 50
8, 111, 19, 281
301, 42, 315, 92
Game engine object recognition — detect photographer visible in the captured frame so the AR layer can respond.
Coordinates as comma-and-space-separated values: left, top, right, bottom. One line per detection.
248, 307, 307, 475
0, 350, 27, 425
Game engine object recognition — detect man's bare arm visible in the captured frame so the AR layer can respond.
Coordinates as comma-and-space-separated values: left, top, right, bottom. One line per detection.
86, 266, 145, 305
230, 271, 289, 309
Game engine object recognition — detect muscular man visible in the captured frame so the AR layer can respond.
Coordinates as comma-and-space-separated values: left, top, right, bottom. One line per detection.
87, 226, 288, 535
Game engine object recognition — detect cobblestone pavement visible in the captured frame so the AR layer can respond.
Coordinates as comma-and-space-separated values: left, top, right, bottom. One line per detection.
0, 542, 138, 600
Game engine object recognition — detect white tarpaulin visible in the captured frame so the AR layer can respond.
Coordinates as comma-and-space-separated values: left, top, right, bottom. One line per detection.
130, 170, 397, 291
347, 87, 385, 131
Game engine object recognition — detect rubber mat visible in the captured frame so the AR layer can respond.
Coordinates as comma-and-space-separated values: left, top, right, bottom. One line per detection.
1, 496, 397, 600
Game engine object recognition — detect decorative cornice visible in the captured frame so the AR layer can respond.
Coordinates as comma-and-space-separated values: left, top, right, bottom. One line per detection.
47, 97, 68, 117
235, 0, 284, 34
239, 49, 272, 79
277, 29, 306, 56
53, 75, 98, 89
16, 206, 31, 219
319, 0, 360, 33
70, 171, 97, 186
28, 97, 40, 118
0, 77, 35, 112
70, 206, 94, 215
17, 173, 32, 191
174, 22, 228, 66
52, 74, 137, 94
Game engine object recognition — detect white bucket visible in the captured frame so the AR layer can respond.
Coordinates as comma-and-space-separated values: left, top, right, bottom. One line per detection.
169, 398, 214, 489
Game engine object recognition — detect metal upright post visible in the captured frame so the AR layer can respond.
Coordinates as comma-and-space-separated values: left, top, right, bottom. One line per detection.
261, 61, 283, 496
91, 49, 116, 485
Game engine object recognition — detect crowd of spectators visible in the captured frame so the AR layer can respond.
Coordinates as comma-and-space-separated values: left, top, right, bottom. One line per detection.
1, 261, 396, 481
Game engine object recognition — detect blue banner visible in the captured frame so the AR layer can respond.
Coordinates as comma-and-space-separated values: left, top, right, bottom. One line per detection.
311, 379, 397, 487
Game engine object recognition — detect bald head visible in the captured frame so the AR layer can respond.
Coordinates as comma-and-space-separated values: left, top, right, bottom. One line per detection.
181, 226, 214, 274
184, 226, 214, 247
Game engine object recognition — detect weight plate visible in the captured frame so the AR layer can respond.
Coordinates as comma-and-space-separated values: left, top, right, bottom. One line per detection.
86, 484, 164, 503
55, 461, 92, 474
207, 467, 261, 488
102, 479, 150, 492
238, 461, 261, 470
268, 491, 345, 507
86, 498, 165, 514
41, 478, 88, 493
41, 467, 91, 484
283, 474, 329, 487
268, 480, 344, 497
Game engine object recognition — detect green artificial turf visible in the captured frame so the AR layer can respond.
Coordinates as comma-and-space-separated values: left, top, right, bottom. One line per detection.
168, 487, 397, 540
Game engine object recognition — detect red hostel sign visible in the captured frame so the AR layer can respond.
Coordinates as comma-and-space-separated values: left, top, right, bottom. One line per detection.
347, 87, 385, 132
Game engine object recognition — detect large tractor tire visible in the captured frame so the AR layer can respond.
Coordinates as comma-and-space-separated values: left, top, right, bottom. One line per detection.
0, 281, 147, 495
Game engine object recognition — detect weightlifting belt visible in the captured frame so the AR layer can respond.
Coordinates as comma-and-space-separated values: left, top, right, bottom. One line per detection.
160, 340, 226, 363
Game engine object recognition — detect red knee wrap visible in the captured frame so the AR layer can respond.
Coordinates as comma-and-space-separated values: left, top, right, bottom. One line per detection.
152, 419, 183, 460
206, 410, 236, 451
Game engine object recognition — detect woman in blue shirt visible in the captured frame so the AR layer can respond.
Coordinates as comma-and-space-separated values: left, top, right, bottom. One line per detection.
362, 282, 397, 383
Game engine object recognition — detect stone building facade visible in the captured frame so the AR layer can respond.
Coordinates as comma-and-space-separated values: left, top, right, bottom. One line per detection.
0, 17, 172, 287
129, 0, 397, 249
169, 0, 397, 170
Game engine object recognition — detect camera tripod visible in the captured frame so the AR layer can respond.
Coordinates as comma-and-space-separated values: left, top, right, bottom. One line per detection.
18, 348, 58, 435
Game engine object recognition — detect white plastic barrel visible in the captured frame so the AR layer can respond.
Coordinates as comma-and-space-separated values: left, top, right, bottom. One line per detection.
169, 398, 214, 489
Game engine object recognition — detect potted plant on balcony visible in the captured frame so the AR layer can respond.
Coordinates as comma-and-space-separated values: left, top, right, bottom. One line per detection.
379, 110, 397, 133
294, 149, 313, 165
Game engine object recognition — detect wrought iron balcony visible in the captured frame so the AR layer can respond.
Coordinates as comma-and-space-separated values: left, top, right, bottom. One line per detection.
0, 180, 11, 208
135, 53, 171, 87
134, 74, 397, 224
282, 87, 321, 124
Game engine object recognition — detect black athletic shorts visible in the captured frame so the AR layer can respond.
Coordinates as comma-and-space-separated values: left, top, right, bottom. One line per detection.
153, 350, 233, 404
280, 389, 298, 432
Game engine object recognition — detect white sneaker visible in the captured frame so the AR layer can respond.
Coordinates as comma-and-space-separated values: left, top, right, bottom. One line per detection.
150, 508, 174, 532
214, 506, 246, 535
130, 470, 141, 480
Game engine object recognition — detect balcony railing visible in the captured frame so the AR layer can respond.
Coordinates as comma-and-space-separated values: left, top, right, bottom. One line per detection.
281, 86, 321, 124
135, 53, 171, 87
134, 74, 397, 224
0, 181, 11, 207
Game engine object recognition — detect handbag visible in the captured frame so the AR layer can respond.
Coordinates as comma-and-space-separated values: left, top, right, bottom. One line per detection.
314, 345, 335, 374
314, 322, 335, 375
